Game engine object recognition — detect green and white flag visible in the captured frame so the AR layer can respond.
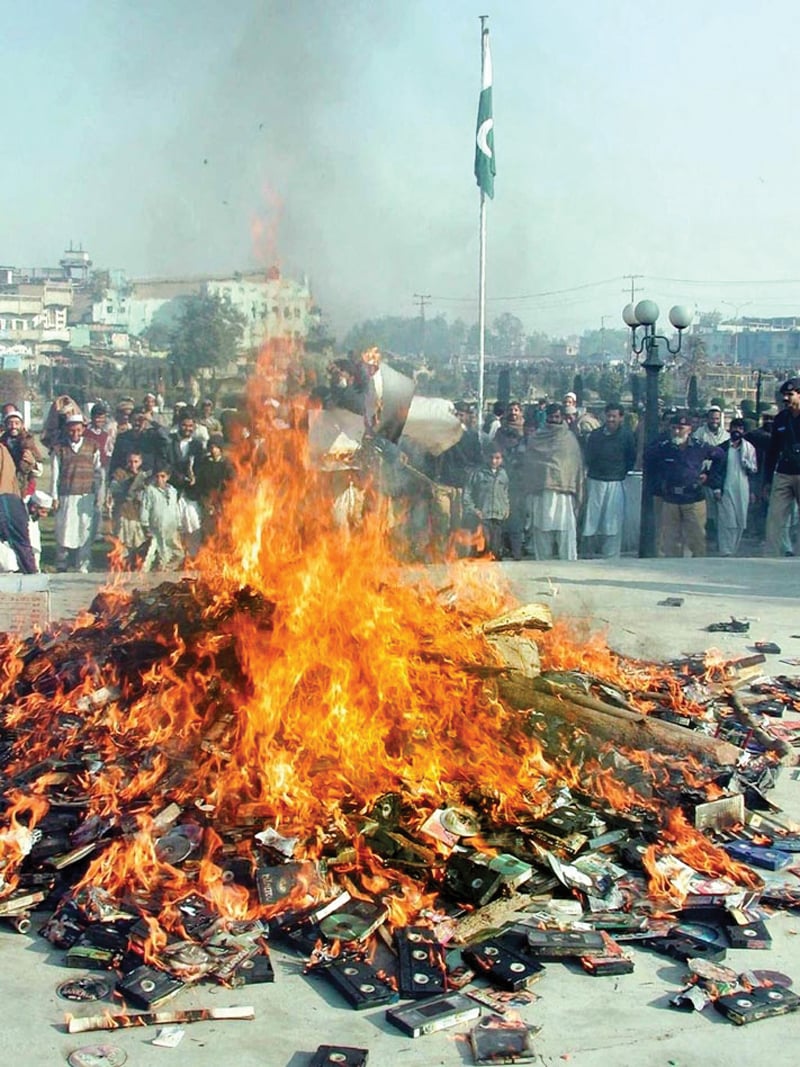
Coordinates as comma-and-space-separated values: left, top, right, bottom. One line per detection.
474, 28, 495, 199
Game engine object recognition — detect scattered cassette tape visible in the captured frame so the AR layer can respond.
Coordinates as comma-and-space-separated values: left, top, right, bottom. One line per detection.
714, 984, 800, 1025
223, 947, 275, 985
386, 992, 480, 1037
525, 929, 606, 959
487, 853, 533, 890
725, 920, 772, 950
117, 964, 185, 1009
319, 956, 398, 1011
309, 1045, 369, 1067
255, 862, 312, 906
641, 931, 727, 964
469, 1014, 538, 1064
723, 842, 793, 871
443, 853, 505, 907
396, 926, 448, 998
462, 936, 544, 992
580, 931, 634, 976
318, 899, 388, 944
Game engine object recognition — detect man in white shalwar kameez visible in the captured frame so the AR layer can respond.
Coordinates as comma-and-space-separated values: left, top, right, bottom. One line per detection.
51, 414, 102, 572
715, 417, 757, 557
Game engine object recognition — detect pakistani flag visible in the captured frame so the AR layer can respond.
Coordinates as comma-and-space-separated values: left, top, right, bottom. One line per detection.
474, 29, 495, 199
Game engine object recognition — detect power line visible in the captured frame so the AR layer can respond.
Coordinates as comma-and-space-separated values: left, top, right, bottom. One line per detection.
430, 276, 623, 304
647, 275, 800, 286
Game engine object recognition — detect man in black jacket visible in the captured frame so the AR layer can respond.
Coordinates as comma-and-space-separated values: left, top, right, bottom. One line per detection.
764, 378, 800, 556
582, 403, 636, 558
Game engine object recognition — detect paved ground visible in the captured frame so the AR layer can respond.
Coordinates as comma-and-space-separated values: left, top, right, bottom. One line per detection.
1, 557, 799, 1067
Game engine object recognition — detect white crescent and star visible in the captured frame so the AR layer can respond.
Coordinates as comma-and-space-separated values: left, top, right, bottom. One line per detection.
477, 119, 494, 158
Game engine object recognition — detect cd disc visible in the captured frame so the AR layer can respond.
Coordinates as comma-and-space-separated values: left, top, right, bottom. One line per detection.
439, 807, 480, 837
319, 912, 370, 941
751, 969, 793, 988
673, 922, 724, 945
57, 976, 113, 1002
68, 1047, 127, 1067
155, 832, 193, 865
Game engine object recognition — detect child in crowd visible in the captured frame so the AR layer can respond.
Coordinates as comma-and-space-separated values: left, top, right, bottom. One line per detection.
140, 464, 183, 571
464, 445, 510, 559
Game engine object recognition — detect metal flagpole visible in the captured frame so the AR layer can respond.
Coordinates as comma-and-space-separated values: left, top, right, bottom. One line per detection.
477, 15, 488, 421
478, 190, 487, 419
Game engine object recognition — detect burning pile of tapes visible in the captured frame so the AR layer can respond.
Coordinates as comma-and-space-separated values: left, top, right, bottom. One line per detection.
0, 577, 799, 1064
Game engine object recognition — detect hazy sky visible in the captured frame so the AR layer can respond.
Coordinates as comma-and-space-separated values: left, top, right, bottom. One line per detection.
4, 1, 800, 341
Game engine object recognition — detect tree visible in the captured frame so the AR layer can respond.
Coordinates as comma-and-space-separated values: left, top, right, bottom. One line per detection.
491, 313, 526, 360
168, 293, 246, 384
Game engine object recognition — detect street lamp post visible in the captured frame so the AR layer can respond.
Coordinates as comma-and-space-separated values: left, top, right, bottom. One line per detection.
622, 299, 693, 558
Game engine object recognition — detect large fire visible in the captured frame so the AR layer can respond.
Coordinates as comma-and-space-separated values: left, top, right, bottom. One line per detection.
0, 344, 765, 944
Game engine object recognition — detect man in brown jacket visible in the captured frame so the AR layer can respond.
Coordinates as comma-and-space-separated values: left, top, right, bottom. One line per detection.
51, 414, 102, 572
0, 440, 37, 572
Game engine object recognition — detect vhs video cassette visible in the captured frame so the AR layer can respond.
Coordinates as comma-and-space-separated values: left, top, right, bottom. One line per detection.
117, 964, 185, 1009
470, 1014, 537, 1064
525, 929, 606, 958
714, 984, 800, 1025
396, 926, 447, 999
443, 853, 505, 907
386, 992, 480, 1037
318, 899, 388, 943
321, 957, 398, 1011
462, 937, 544, 992
309, 1045, 368, 1066
724, 921, 772, 950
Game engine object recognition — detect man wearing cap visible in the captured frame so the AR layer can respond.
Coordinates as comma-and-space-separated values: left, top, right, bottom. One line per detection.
142, 391, 168, 427
764, 378, 800, 556
51, 414, 102, 573
0, 409, 42, 498
165, 410, 207, 558
85, 403, 114, 540
197, 399, 222, 441
693, 405, 729, 547
645, 414, 723, 557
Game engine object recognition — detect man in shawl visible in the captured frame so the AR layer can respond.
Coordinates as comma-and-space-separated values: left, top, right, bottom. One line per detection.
521, 403, 584, 560
51, 413, 102, 573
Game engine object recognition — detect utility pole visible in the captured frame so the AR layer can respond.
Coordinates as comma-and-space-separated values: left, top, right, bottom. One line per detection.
623, 274, 644, 303
600, 315, 609, 360
413, 293, 431, 361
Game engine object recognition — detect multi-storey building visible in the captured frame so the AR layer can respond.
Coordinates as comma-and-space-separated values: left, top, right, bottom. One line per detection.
0, 280, 73, 377
92, 266, 318, 358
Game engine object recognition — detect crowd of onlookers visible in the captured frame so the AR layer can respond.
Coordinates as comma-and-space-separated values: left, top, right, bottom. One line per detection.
0, 393, 234, 574
2, 375, 799, 572
371, 379, 800, 562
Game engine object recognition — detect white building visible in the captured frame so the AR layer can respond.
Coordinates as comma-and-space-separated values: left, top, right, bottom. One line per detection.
92, 267, 318, 353
0, 281, 73, 376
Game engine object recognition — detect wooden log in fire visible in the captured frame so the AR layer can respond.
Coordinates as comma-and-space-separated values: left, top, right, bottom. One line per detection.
497, 675, 742, 766
65, 1004, 255, 1034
